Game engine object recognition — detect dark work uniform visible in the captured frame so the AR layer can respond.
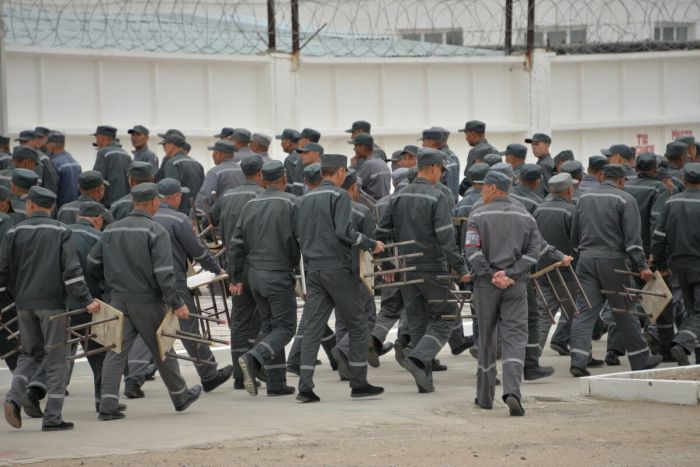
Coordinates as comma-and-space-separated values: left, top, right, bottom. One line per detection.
195, 158, 245, 214
50, 150, 81, 208
354, 157, 391, 201
0, 212, 17, 371
535, 154, 555, 197
283, 152, 304, 196
466, 139, 498, 170
110, 194, 135, 221
58, 194, 115, 225
35, 151, 59, 195
158, 152, 205, 214
133, 146, 158, 172
93, 144, 132, 208
440, 145, 461, 200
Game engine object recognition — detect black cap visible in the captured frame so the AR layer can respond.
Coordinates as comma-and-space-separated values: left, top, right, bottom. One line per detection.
588, 155, 608, 171
468, 163, 490, 184
157, 178, 190, 196
92, 125, 117, 138
276, 128, 301, 142
300, 128, 321, 143
207, 140, 236, 154
157, 129, 185, 139
262, 160, 286, 182
158, 133, 186, 148
417, 148, 447, 169
14, 130, 37, 142
241, 154, 264, 176
79, 201, 106, 217
321, 154, 348, 169
525, 133, 551, 144
12, 168, 39, 189
26, 186, 56, 208
636, 152, 658, 172
296, 143, 324, 155
348, 134, 374, 147
603, 164, 625, 179
34, 126, 51, 137
131, 183, 163, 202
520, 163, 542, 181
46, 131, 65, 144
232, 128, 252, 143
656, 154, 669, 169
401, 145, 419, 157
419, 129, 443, 141
128, 125, 150, 136
0, 135, 9, 146
183, 141, 191, 152
459, 120, 486, 133
341, 168, 358, 189
601, 144, 635, 161
483, 153, 503, 167
503, 143, 527, 159
79, 170, 109, 190
12, 146, 39, 162
304, 163, 322, 184
554, 150, 575, 165
561, 160, 583, 178
345, 121, 371, 133
682, 163, 700, 184
665, 141, 688, 159
390, 149, 403, 162
128, 161, 155, 181
214, 127, 235, 138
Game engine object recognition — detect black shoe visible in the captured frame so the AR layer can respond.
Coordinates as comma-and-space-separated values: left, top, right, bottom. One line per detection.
670, 345, 690, 367
238, 354, 259, 396
587, 357, 605, 368
316, 358, 324, 366
504, 395, 525, 417
234, 378, 261, 390
296, 391, 320, 403
605, 351, 621, 366
267, 386, 296, 397
474, 397, 492, 410
394, 340, 406, 366
144, 364, 158, 381
203, 365, 234, 393
643, 354, 663, 370
42, 421, 74, 431
378, 341, 393, 357
96, 402, 127, 413
451, 336, 475, 356
256, 365, 268, 384
331, 347, 351, 381
469, 347, 479, 359
99, 410, 125, 421
175, 385, 202, 412
367, 337, 382, 368
431, 359, 447, 372
124, 383, 144, 399
550, 342, 570, 356
22, 395, 43, 418
496, 377, 501, 386
523, 366, 554, 381
569, 366, 591, 378
404, 358, 434, 393
4, 400, 21, 429
286, 366, 300, 377
351, 384, 384, 398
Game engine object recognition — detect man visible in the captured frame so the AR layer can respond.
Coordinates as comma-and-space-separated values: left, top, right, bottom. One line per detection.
157, 133, 205, 214
581, 155, 606, 191
231, 161, 299, 397
569, 164, 662, 377
553, 150, 575, 173
1, 187, 99, 431
153, 178, 232, 393
602, 144, 637, 179
0, 186, 17, 372
231, 129, 255, 163
298, 128, 321, 149
88, 183, 202, 420
560, 160, 584, 201
129, 125, 158, 171
503, 143, 528, 183
345, 120, 386, 161
277, 129, 303, 195
376, 148, 470, 392
57, 171, 114, 225
392, 145, 418, 170
525, 133, 554, 196
465, 170, 541, 416
0, 146, 40, 190
195, 139, 245, 214
461, 120, 499, 170
295, 153, 385, 403
111, 162, 155, 221
92, 125, 132, 208
303, 163, 322, 190
509, 164, 543, 214
421, 128, 459, 200
214, 127, 235, 141
16, 129, 59, 194
665, 141, 687, 191
291, 143, 323, 197
250, 134, 273, 162
349, 134, 391, 201
46, 132, 81, 208
652, 163, 700, 366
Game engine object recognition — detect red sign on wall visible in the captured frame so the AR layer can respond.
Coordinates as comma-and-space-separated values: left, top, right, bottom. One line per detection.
635, 133, 655, 155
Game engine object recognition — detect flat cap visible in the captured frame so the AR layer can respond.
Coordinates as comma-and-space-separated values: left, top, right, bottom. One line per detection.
304, 163, 322, 184
34, 127, 51, 137
208, 139, 236, 154
0, 135, 9, 146
483, 153, 503, 167
47, 131, 65, 144
251, 133, 271, 148
391, 167, 409, 184
390, 149, 403, 162
554, 150, 575, 165
348, 133, 374, 147
12, 146, 39, 162
520, 163, 542, 181
401, 145, 419, 157
656, 167, 672, 181
296, 143, 324, 155
341, 168, 358, 189
503, 143, 527, 159
490, 162, 514, 179
665, 141, 688, 159
676, 136, 695, 147
214, 127, 235, 138
472, 145, 495, 162
182, 142, 191, 152
79, 201, 106, 218
459, 120, 486, 133
346, 121, 371, 133
417, 148, 447, 169
232, 128, 252, 143
262, 160, 286, 181
79, 170, 110, 190
588, 155, 608, 171
601, 144, 635, 160
241, 154, 264, 176
128, 161, 155, 181
561, 160, 583, 177
419, 129, 443, 141
321, 153, 348, 169
276, 128, 301, 141
483, 170, 512, 192
14, 130, 37, 142
603, 164, 625, 179
157, 178, 189, 196
525, 133, 551, 144
0, 185, 10, 200
131, 183, 163, 203
158, 133, 186, 148
157, 129, 185, 139
656, 155, 669, 169
300, 128, 321, 143
682, 163, 700, 184
26, 186, 56, 208
636, 152, 658, 172
128, 125, 150, 136
12, 168, 39, 190
468, 163, 490, 184
92, 125, 117, 138
549, 173, 575, 192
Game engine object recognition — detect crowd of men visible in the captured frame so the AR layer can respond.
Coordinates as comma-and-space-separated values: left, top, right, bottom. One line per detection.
1, 118, 699, 431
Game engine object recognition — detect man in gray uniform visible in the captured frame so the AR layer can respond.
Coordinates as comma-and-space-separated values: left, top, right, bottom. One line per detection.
560, 160, 584, 204
250, 134, 273, 162
569, 164, 662, 377
7, 169, 38, 224
652, 163, 700, 366
461, 120, 499, 171
0, 146, 41, 190
92, 125, 132, 208
89, 183, 202, 420
345, 120, 386, 161
16, 130, 59, 195
664, 141, 687, 191
349, 134, 391, 201
2, 186, 99, 431
129, 125, 158, 171
580, 156, 606, 191
195, 139, 245, 214
231, 161, 299, 397
504, 143, 528, 183
291, 143, 323, 197
510, 164, 544, 214
465, 170, 541, 416
454, 163, 489, 218
157, 133, 205, 214
277, 129, 303, 195
231, 129, 255, 163
603, 144, 637, 179
376, 148, 470, 392
422, 128, 460, 200
525, 133, 555, 196
295, 153, 385, 403
57, 171, 114, 225
110, 162, 156, 221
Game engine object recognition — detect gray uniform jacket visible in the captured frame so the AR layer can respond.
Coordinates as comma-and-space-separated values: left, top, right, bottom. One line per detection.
0, 213, 14, 245
466, 139, 499, 171
291, 160, 307, 197
579, 174, 600, 192
159, 152, 205, 197
509, 185, 544, 215
88, 209, 183, 309
66, 220, 103, 309
283, 153, 300, 195
93, 143, 132, 208
0, 212, 92, 310
376, 177, 467, 275
211, 181, 265, 248
372, 144, 387, 162
35, 151, 59, 195
624, 173, 669, 254
351, 201, 376, 274
651, 188, 700, 271
195, 158, 245, 213
58, 194, 116, 225
110, 193, 134, 221
297, 180, 377, 271
533, 196, 575, 270
571, 180, 646, 272
229, 187, 300, 282
440, 145, 461, 199
354, 157, 391, 201
465, 197, 541, 280
232, 146, 255, 163
454, 187, 482, 218
133, 146, 159, 172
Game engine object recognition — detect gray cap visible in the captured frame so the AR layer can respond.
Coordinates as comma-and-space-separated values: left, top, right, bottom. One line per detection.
131, 183, 163, 202
34, 126, 51, 137
503, 143, 527, 159
561, 160, 583, 177
603, 164, 625, 179
232, 128, 252, 143
346, 120, 371, 133
676, 136, 695, 147
321, 154, 348, 169
525, 133, 551, 144
683, 163, 700, 184
636, 153, 657, 172
348, 134, 374, 147
520, 163, 541, 181
79, 170, 110, 190
459, 120, 486, 133
468, 163, 490, 184
588, 155, 608, 171
472, 145, 495, 162
241, 154, 264, 176
391, 167, 409, 184
251, 133, 271, 148
276, 128, 301, 141
300, 128, 321, 142
128, 125, 150, 136
12, 146, 39, 162
554, 150, 575, 165
296, 143, 324, 155
12, 168, 39, 189
665, 141, 688, 159
483, 170, 512, 192
401, 145, 419, 157
419, 129, 443, 141
483, 153, 503, 167
157, 178, 190, 196
92, 125, 117, 138
548, 173, 575, 192
304, 163, 322, 184
417, 148, 447, 169
262, 160, 286, 181
208, 139, 236, 154
214, 127, 235, 138
157, 129, 185, 139
128, 161, 155, 181
47, 131, 65, 144
490, 162, 514, 179
341, 168, 358, 189
158, 133, 186, 148
601, 144, 635, 160
390, 149, 403, 162
26, 186, 56, 208
0, 185, 10, 201
79, 201, 106, 217
15, 130, 37, 142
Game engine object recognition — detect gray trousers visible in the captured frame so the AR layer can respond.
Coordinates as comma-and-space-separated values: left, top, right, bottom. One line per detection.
474, 279, 528, 408
570, 257, 651, 370
125, 335, 152, 387
99, 302, 190, 413
247, 269, 297, 391
287, 322, 335, 370
536, 277, 577, 349
672, 268, 700, 354
230, 275, 261, 380
6, 309, 68, 425
336, 286, 376, 357
298, 269, 369, 392
524, 280, 541, 368
371, 287, 404, 344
